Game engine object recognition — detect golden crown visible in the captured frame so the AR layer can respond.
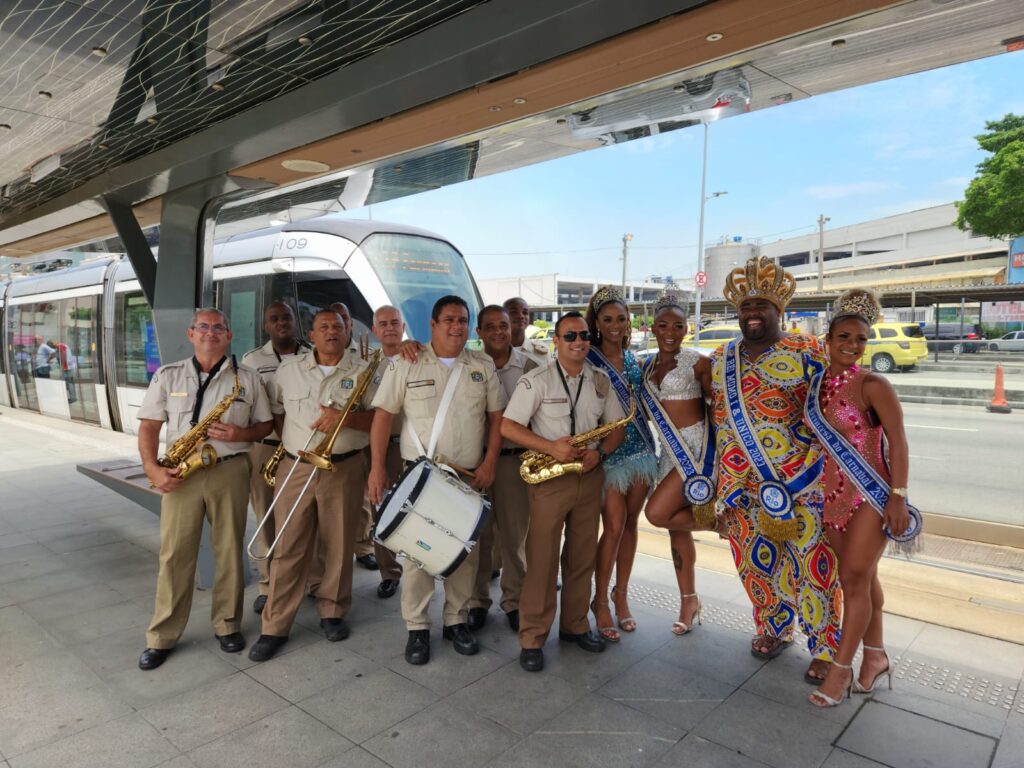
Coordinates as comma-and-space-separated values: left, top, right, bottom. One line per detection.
722, 256, 796, 311
833, 288, 880, 327
591, 285, 625, 311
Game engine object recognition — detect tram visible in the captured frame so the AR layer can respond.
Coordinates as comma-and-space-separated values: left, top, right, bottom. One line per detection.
0, 218, 482, 435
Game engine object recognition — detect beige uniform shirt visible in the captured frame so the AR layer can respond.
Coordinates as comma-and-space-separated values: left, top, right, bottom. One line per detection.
240, 340, 311, 441
138, 357, 272, 456
371, 346, 506, 467
495, 347, 539, 449
503, 360, 624, 445
271, 347, 374, 455
516, 340, 550, 367
366, 354, 405, 438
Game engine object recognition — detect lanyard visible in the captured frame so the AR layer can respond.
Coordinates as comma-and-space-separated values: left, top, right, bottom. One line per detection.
555, 363, 584, 436
191, 355, 230, 426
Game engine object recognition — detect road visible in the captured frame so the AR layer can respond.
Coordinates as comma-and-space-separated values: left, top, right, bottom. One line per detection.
900, 402, 1024, 525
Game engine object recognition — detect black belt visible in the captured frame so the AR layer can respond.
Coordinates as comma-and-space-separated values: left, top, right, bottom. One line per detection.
285, 448, 361, 464
260, 438, 281, 447
215, 453, 245, 465
499, 447, 525, 457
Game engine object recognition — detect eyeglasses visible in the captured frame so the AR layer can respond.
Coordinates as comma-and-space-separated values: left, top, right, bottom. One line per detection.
192, 323, 228, 334
560, 331, 592, 342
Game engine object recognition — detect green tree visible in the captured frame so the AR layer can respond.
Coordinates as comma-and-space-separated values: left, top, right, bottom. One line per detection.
955, 114, 1024, 239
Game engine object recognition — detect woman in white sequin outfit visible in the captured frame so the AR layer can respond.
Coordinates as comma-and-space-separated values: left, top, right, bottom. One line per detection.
642, 300, 713, 635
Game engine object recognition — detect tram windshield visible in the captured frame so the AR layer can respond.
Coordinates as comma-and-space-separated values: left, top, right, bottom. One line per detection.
360, 233, 480, 343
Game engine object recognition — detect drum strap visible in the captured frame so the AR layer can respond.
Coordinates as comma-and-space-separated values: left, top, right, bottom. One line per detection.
405, 363, 465, 460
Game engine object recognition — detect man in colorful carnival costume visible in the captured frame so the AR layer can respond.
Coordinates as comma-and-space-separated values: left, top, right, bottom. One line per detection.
709, 256, 841, 683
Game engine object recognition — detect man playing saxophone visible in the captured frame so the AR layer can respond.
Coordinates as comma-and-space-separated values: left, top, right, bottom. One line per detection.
137, 308, 273, 671
249, 309, 375, 662
500, 311, 626, 672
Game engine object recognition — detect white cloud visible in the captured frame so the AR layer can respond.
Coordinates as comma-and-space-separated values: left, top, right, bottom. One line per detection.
941, 176, 971, 187
871, 198, 950, 218
804, 181, 897, 200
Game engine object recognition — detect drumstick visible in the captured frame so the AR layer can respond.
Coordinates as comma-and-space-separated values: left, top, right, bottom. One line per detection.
435, 455, 476, 479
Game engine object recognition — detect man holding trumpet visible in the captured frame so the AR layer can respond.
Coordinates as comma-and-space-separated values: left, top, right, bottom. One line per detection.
248, 309, 376, 662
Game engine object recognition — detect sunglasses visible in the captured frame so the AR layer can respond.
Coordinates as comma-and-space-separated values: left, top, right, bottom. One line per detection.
560, 330, 592, 342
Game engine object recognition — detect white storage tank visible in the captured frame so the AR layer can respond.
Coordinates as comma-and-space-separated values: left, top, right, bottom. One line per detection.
704, 237, 758, 298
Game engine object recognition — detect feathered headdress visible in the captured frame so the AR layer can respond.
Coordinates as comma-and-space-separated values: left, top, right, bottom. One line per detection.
723, 256, 796, 312
833, 288, 880, 327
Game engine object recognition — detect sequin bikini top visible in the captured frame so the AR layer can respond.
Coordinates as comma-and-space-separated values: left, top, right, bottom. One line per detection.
648, 347, 703, 400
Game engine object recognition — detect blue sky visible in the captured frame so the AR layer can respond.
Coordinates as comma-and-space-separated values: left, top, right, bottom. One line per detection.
345, 50, 1024, 283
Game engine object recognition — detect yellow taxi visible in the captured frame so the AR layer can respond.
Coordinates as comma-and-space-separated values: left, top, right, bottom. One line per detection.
682, 324, 742, 351
860, 322, 928, 372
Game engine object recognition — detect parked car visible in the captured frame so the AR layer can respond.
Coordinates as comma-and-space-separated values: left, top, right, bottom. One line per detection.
920, 322, 983, 354
989, 331, 1024, 352
682, 324, 742, 351
862, 322, 929, 372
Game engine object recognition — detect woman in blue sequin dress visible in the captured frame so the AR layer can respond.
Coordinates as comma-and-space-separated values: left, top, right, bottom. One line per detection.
586, 287, 660, 642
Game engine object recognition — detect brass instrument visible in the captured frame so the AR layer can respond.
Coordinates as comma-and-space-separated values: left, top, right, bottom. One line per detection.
519, 394, 636, 485
260, 444, 285, 487
154, 372, 241, 485
247, 346, 383, 561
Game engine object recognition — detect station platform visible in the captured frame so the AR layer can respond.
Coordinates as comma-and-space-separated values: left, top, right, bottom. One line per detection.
1, 406, 1022, 768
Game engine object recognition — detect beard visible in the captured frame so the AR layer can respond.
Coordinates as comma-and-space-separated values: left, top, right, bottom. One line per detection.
741, 319, 769, 342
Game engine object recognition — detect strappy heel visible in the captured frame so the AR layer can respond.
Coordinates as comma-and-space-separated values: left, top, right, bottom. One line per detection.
611, 585, 637, 632
808, 661, 853, 707
590, 598, 620, 643
853, 645, 892, 693
672, 593, 702, 636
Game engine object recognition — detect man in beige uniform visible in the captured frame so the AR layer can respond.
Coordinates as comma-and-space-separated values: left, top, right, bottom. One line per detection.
240, 301, 310, 614
504, 296, 550, 365
369, 295, 505, 665
248, 309, 374, 661
364, 305, 406, 599
468, 305, 538, 633
501, 311, 625, 672
137, 308, 273, 671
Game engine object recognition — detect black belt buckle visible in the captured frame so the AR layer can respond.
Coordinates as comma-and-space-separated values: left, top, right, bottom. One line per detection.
261, 438, 281, 447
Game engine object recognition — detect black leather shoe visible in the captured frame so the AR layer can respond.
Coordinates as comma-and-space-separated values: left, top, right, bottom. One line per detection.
320, 618, 350, 642
253, 594, 267, 614
216, 632, 246, 653
138, 647, 171, 670
506, 609, 520, 632
558, 630, 606, 653
467, 607, 488, 631
356, 553, 379, 571
248, 634, 288, 662
405, 630, 430, 665
520, 648, 544, 672
442, 623, 480, 656
490, 569, 501, 580
377, 579, 399, 599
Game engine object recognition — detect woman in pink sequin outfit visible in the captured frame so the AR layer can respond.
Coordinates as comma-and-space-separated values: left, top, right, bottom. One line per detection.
808, 289, 912, 708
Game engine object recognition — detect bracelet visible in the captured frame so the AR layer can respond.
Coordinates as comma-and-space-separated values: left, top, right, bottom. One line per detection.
890, 487, 908, 497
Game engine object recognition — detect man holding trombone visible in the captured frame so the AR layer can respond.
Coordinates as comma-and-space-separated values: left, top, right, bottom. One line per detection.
249, 309, 376, 662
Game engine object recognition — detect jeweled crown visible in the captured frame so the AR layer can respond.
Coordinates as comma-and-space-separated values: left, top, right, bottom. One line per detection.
653, 292, 685, 314
722, 256, 796, 311
833, 288, 880, 327
591, 284, 625, 311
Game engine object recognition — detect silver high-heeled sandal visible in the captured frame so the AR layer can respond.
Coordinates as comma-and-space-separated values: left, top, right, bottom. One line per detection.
808, 661, 853, 707
853, 645, 892, 693
672, 593, 702, 636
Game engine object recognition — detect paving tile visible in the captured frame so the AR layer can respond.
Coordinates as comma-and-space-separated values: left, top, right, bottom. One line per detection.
317, 746, 393, 768
819, 749, 890, 767
0, 550, 70, 584
7, 714, 179, 768
103, 642, 239, 710
383, 634, 513, 697
484, 738, 586, 768
48, 599, 152, 643
906, 624, 1024, 682
40, 528, 128, 554
0, 543, 53, 567
0, 533, 34, 551
598, 656, 736, 731
540, 637, 650, 692
244, 638, 372, 702
153, 756, 199, 768
691, 689, 842, 768
141, 672, 289, 751
652, 733, 774, 768
1, 568, 103, 603
994, 719, 1024, 768
187, 706, 352, 768
336, 615, 410, 663
362, 698, 518, 768
21, 584, 128, 622
871, 685, 1007, 739
298, 665, 439, 743
529, 692, 682, 768
649, 622, 766, 688
837, 701, 997, 768
448, 658, 588, 734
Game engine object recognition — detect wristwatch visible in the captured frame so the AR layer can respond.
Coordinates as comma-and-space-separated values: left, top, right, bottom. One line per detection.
597, 447, 609, 462
890, 487, 908, 497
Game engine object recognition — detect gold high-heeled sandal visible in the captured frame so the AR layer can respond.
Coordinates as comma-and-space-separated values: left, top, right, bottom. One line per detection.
611, 585, 636, 632
672, 593, 702, 636
853, 645, 892, 693
808, 661, 853, 707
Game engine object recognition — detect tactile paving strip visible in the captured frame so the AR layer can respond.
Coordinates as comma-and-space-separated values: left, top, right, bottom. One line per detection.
628, 581, 1023, 713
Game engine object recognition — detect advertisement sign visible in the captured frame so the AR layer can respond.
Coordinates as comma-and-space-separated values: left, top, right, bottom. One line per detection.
1009, 237, 1024, 283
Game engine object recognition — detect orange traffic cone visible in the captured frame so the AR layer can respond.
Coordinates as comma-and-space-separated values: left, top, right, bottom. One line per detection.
987, 364, 1012, 414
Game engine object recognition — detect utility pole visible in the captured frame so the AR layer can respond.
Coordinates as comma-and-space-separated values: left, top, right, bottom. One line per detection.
816, 213, 830, 292
621, 233, 633, 298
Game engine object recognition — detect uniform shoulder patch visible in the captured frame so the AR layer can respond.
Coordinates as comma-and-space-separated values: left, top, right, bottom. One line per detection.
522, 357, 540, 374
340, 378, 355, 390
593, 371, 610, 397
470, 370, 484, 383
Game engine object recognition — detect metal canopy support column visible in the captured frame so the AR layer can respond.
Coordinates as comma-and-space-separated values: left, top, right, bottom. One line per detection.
102, 195, 157, 304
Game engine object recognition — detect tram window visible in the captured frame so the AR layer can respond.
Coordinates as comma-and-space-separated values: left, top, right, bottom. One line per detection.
219, 275, 260, 356
269, 272, 373, 344
116, 291, 160, 387
360, 234, 479, 343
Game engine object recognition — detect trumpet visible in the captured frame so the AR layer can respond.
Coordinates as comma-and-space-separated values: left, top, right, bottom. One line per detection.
247, 349, 383, 561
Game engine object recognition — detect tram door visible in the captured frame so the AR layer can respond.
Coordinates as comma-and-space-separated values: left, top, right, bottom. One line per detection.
61, 295, 102, 425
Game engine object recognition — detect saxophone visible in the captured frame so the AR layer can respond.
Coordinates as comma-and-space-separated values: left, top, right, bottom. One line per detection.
519, 395, 636, 485
157, 373, 242, 483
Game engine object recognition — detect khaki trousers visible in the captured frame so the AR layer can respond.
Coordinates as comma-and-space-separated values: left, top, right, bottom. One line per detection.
146, 456, 250, 649
401, 546, 479, 630
518, 469, 603, 649
471, 454, 528, 613
261, 454, 364, 636
361, 444, 403, 581
247, 442, 277, 594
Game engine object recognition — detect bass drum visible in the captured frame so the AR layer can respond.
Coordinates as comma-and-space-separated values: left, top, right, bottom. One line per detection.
374, 458, 490, 578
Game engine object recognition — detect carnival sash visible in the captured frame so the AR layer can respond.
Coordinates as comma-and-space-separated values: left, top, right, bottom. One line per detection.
803, 359, 922, 552
639, 357, 717, 516
586, 349, 657, 453
723, 340, 822, 541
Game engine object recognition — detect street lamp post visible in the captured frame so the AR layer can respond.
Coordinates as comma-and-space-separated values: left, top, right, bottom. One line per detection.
621, 233, 633, 298
693, 123, 728, 342
816, 213, 830, 293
